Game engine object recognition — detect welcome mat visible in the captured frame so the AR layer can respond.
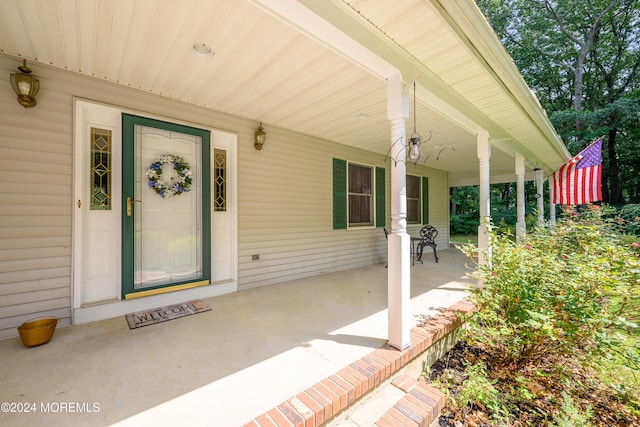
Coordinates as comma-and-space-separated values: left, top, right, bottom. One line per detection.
125, 300, 211, 329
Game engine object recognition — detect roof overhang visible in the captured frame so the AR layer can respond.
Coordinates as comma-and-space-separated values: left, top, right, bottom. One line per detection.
0, 0, 570, 185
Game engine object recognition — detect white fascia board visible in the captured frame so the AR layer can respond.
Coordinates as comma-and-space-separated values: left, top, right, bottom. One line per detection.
437, 0, 570, 161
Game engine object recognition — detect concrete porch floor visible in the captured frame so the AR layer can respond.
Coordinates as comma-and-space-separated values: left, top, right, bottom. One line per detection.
0, 247, 475, 427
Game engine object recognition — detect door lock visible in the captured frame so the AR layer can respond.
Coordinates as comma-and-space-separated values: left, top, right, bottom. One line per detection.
126, 197, 141, 217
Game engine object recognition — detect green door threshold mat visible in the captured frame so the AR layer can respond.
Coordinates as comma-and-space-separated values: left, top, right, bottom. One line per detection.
125, 300, 211, 329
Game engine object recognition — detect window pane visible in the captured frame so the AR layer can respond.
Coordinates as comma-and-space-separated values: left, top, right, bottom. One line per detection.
406, 175, 420, 224
90, 127, 112, 210
348, 163, 373, 226
407, 199, 420, 223
406, 175, 420, 198
349, 195, 372, 225
349, 164, 372, 194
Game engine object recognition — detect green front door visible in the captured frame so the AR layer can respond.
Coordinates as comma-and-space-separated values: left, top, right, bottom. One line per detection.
122, 114, 211, 299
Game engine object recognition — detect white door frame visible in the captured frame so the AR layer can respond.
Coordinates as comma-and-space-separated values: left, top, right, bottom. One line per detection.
72, 99, 238, 324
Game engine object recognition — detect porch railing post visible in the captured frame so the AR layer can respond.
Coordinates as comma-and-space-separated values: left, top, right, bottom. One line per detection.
515, 154, 526, 242
548, 178, 557, 224
536, 169, 544, 223
387, 73, 411, 350
477, 131, 491, 267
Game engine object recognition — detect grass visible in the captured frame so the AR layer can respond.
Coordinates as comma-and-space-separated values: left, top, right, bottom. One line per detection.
450, 234, 478, 245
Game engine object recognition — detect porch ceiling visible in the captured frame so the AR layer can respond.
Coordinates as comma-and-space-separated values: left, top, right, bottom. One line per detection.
0, 0, 570, 184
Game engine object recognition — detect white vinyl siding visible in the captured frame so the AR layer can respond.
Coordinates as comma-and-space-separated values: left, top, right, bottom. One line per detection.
238, 130, 391, 290
0, 58, 73, 340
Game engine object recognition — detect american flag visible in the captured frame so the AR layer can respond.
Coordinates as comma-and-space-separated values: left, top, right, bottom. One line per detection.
552, 138, 603, 205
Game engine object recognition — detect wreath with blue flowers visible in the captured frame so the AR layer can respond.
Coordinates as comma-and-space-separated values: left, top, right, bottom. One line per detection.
145, 154, 192, 198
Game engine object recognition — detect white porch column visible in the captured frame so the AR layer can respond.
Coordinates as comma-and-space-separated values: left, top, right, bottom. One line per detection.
515, 154, 526, 242
535, 168, 544, 223
477, 131, 491, 266
549, 178, 556, 224
387, 73, 411, 350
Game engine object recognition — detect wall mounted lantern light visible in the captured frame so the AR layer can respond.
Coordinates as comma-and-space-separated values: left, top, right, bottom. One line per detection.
254, 122, 266, 150
10, 59, 40, 108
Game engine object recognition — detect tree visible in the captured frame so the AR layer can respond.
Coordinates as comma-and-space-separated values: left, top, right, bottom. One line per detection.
477, 0, 640, 205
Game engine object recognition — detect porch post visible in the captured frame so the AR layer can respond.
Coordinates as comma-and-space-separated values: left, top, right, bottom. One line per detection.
536, 168, 544, 223
515, 154, 526, 242
387, 73, 411, 350
548, 178, 557, 224
477, 131, 491, 266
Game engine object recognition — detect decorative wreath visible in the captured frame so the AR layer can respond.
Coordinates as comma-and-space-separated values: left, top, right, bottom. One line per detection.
145, 154, 193, 198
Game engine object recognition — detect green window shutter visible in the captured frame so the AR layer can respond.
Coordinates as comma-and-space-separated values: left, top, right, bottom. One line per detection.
422, 176, 429, 224
375, 167, 386, 227
333, 158, 347, 229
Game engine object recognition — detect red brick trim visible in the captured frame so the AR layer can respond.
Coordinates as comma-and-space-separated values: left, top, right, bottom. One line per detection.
243, 301, 475, 427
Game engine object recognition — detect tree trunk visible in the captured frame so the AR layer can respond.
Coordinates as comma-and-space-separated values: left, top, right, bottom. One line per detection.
607, 128, 623, 205
450, 187, 457, 216
574, 54, 585, 131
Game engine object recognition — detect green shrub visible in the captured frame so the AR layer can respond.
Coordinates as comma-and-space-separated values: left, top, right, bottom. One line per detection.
451, 212, 479, 234
461, 207, 640, 371
617, 203, 640, 236
458, 362, 511, 422
552, 392, 594, 427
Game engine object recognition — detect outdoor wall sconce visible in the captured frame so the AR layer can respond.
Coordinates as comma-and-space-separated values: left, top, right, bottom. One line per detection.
10, 59, 40, 108
254, 122, 266, 150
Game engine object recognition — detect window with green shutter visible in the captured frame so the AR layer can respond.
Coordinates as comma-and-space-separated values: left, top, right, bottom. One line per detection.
333, 159, 385, 229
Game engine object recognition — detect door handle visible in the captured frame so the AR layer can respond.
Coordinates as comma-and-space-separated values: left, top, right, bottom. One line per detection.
126, 197, 141, 217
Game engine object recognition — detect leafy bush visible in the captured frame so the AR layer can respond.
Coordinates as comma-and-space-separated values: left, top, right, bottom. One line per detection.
457, 362, 510, 422
617, 203, 640, 236
446, 208, 640, 423
461, 207, 640, 371
552, 392, 593, 427
450, 212, 479, 234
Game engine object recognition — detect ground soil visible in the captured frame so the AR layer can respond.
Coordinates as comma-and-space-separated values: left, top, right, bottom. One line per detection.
428, 341, 640, 426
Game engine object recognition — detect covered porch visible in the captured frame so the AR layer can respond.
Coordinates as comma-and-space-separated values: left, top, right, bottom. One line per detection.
0, 248, 473, 427
0, 0, 570, 348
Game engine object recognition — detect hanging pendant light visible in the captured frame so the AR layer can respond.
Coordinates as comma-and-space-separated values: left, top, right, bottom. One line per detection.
408, 82, 423, 166
385, 82, 455, 166
10, 59, 40, 108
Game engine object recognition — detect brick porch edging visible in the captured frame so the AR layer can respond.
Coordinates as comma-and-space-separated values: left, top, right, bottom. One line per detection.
243, 300, 475, 427
378, 374, 446, 427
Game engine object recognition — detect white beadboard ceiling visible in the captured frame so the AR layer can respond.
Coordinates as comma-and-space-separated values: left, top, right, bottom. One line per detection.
0, 0, 569, 185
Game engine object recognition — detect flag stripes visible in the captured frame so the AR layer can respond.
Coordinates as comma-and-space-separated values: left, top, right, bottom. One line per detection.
552, 138, 603, 205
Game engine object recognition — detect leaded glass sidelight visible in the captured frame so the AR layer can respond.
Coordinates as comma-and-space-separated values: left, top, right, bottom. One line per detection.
213, 149, 226, 212
90, 128, 112, 210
